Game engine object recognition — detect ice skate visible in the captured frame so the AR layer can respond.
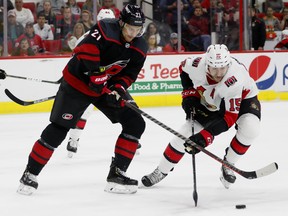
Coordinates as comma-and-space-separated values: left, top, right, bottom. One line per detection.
220, 158, 236, 189
104, 158, 138, 194
67, 138, 79, 158
17, 169, 38, 195
135, 143, 141, 155
141, 167, 167, 187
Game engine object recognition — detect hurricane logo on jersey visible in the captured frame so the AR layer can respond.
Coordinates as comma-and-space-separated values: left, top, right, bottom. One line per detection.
249, 55, 277, 90
62, 113, 73, 120
101, 59, 130, 77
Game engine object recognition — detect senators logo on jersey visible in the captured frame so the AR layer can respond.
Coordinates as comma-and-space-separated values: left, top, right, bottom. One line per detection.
224, 76, 237, 87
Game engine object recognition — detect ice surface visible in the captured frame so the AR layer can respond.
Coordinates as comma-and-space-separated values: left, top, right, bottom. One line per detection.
1, 102, 287, 216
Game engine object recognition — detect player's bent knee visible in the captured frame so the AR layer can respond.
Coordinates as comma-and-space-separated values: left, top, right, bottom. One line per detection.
41, 123, 69, 148
121, 115, 146, 139
236, 113, 260, 143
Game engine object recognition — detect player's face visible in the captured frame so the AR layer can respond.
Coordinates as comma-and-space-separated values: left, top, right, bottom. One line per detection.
122, 23, 142, 42
208, 66, 228, 82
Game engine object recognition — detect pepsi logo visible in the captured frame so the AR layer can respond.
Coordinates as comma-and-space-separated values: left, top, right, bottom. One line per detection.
248, 55, 277, 90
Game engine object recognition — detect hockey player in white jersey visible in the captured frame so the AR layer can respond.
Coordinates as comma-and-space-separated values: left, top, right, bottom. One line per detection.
142, 44, 261, 189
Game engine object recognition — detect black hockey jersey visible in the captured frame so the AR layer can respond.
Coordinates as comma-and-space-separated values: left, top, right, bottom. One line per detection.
62, 19, 148, 96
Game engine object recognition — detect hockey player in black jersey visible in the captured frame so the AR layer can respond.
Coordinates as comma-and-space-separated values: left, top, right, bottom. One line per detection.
17, 4, 148, 195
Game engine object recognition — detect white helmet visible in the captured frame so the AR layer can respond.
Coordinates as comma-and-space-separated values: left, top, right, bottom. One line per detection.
205, 44, 231, 68
281, 29, 288, 40
97, 9, 115, 21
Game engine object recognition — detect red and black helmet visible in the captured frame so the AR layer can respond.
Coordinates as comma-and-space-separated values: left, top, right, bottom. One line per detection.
120, 4, 145, 27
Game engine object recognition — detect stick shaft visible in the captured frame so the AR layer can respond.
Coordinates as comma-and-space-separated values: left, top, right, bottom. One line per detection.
6, 74, 62, 84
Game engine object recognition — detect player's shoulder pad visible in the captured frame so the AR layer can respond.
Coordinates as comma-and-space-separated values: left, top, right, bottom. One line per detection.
181, 55, 204, 71
97, 19, 121, 41
219, 59, 247, 94
131, 36, 148, 56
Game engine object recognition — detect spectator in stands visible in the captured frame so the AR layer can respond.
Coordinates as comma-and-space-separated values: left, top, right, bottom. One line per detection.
37, 0, 66, 15
39, 0, 57, 28
82, 0, 101, 14
274, 29, 288, 49
12, 37, 35, 56
188, 0, 208, 16
66, 0, 81, 15
12, 0, 34, 28
34, 12, 54, 40
55, 6, 78, 40
15, 22, 45, 54
265, 0, 284, 13
146, 34, 163, 53
207, 0, 219, 32
159, 0, 190, 34
64, 22, 85, 51
0, 0, 14, 46
0, 0, 14, 23
0, 0, 14, 13
280, 7, 288, 30
78, 9, 93, 32
217, 10, 239, 48
221, 0, 239, 12
188, 6, 211, 51
163, 32, 185, 52
99, 0, 120, 18
144, 22, 165, 47
263, 6, 281, 40
7, 10, 25, 48
250, 7, 266, 50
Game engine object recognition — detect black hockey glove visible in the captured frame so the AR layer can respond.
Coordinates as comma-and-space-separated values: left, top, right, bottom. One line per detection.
88, 71, 108, 94
106, 84, 127, 108
181, 88, 201, 120
0, 69, 7, 79
184, 129, 214, 154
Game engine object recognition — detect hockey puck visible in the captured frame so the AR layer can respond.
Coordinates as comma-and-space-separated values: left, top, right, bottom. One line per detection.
235, 205, 246, 209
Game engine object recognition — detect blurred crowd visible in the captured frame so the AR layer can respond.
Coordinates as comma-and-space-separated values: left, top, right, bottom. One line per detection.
1, 0, 288, 57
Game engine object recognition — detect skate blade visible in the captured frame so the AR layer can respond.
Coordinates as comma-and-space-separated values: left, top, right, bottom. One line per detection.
17, 183, 36, 195
67, 151, 74, 158
135, 149, 140, 155
104, 182, 137, 194
219, 175, 231, 189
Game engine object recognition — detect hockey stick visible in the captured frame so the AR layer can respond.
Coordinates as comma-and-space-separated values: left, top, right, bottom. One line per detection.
191, 110, 198, 207
4, 89, 279, 180
5, 89, 56, 106
123, 101, 278, 180
5, 73, 62, 84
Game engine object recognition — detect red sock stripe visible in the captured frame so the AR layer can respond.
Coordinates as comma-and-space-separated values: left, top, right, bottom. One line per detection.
230, 136, 250, 155
29, 140, 54, 165
76, 118, 87, 129
163, 144, 184, 164
115, 137, 138, 159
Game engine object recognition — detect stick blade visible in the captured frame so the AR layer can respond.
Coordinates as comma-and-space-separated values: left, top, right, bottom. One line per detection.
4, 89, 29, 105
241, 162, 278, 179
255, 162, 278, 178
5, 89, 56, 106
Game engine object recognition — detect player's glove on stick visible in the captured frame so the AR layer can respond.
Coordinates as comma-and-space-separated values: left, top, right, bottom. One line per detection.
106, 84, 127, 108
181, 88, 201, 120
184, 129, 214, 154
89, 71, 108, 94
0, 69, 7, 79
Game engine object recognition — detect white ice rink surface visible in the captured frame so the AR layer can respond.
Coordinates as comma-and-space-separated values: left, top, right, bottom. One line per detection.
1, 102, 287, 216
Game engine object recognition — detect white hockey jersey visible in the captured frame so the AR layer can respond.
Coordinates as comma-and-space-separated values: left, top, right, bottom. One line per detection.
181, 55, 259, 126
